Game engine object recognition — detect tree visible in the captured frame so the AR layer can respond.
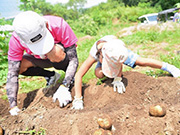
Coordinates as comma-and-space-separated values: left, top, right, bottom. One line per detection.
19, 0, 53, 14
154, 0, 179, 10
19, 0, 80, 20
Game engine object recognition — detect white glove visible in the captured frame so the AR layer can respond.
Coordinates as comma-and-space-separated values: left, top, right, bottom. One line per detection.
71, 96, 84, 110
53, 85, 72, 107
111, 77, 126, 94
9, 106, 20, 116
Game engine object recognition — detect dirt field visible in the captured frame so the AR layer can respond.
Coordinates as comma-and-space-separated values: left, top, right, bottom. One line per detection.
0, 71, 180, 135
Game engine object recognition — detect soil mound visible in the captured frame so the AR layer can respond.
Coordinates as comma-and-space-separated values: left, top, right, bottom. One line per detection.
0, 71, 180, 135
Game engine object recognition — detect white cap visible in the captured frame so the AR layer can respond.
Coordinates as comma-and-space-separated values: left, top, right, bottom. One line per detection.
102, 39, 128, 78
13, 11, 54, 55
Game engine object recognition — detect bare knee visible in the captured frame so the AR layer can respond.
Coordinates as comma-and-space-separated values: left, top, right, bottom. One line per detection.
95, 67, 105, 79
19, 58, 34, 74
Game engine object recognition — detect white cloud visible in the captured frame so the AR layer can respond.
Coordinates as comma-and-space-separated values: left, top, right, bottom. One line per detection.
45, 0, 107, 8
46, 0, 68, 4
84, 0, 107, 8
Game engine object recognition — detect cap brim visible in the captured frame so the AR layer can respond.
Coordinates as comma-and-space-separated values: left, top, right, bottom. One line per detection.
102, 58, 121, 78
27, 29, 54, 55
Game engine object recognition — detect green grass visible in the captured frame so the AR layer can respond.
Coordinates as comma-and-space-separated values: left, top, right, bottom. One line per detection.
19, 76, 46, 93
18, 127, 46, 135
18, 69, 65, 94
160, 52, 180, 67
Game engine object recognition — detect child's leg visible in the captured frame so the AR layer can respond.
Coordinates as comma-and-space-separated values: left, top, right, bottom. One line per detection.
135, 57, 163, 69
95, 62, 105, 79
135, 57, 180, 77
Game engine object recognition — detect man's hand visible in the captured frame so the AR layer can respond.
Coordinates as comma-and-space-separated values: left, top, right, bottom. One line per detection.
9, 106, 20, 116
71, 96, 83, 110
53, 85, 72, 107
111, 77, 125, 94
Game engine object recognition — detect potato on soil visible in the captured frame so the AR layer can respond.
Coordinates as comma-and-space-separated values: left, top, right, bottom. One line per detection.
97, 114, 112, 129
93, 128, 105, 135
149, 104, 166, 117
93, 128, 113, 135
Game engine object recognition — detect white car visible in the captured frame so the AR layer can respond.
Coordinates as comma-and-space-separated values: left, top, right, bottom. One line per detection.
138, 13, 158, 24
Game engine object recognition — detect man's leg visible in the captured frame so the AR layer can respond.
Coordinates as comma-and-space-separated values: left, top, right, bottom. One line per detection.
20, 54, 60, 86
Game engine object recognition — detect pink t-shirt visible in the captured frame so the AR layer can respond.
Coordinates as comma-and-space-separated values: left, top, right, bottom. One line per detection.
8, 15, 78, 61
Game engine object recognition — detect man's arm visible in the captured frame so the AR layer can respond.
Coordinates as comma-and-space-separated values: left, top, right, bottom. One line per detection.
6, 60, 21, 108
52, 44, 78, 108
63, 45, 78, 87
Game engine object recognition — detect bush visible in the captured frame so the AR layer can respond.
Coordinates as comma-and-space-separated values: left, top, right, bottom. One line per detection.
0, 35, 9, 86
71, 15, 99, 36
0, 18, 12, 87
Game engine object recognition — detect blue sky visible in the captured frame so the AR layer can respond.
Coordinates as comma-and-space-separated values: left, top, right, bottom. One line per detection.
0, 0, 22, 19
0, 0, 107, 19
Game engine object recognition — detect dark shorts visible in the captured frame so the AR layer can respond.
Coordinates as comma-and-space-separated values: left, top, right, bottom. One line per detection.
23, 53, 69, 71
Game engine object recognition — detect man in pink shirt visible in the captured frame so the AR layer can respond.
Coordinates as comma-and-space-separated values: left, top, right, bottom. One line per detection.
7, 11, 79, 115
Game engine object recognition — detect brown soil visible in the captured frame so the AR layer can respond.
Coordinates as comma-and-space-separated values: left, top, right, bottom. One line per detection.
0, 71, 180, 135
